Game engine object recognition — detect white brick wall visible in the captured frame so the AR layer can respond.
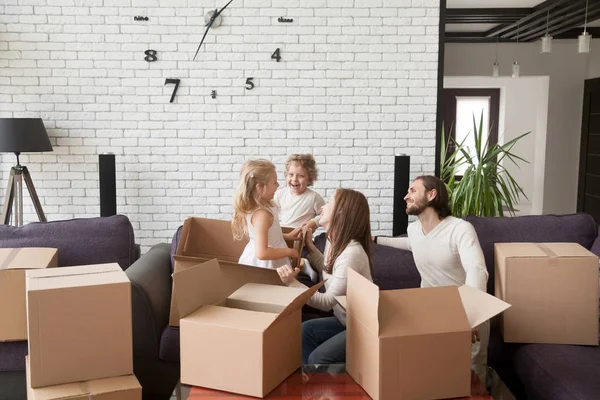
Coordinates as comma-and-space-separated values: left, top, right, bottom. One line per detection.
0, 0, 439, 251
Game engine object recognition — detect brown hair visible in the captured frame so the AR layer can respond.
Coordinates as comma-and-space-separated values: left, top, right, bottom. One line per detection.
232, 159, 277, 241
325, 188, 373, 275
415, 175, 452, 219
285, 154, 318, 186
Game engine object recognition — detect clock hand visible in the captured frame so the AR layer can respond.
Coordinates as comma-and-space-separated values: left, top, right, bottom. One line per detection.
193, 11, 218, 61
204, 8, 218, 27
213, 0, 234, 20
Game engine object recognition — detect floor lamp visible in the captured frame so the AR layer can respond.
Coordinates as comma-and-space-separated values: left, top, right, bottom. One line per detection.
0, 118, 53, 226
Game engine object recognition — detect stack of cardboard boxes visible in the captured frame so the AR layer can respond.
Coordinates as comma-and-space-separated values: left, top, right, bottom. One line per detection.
24, 262, 141, 399
171, 217, 323, 397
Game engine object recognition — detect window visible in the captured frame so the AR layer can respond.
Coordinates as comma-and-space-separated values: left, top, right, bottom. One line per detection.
442, 88, 500, 176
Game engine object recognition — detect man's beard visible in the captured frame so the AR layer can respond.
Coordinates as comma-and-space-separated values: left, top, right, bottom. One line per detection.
406, 198, 428, 216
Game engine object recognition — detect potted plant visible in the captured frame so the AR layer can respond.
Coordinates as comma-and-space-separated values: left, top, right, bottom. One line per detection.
440, 112, 530, 217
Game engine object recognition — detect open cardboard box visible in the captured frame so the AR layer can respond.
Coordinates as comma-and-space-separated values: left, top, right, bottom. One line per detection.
495, 242, 599, 345
169, 217, 302, 326
0, 248, 58, 342
26, 357, 141, 400
174, 258, 324, 398
340, 269, 510, 400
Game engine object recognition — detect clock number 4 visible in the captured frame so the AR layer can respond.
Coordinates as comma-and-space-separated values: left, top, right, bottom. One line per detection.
164, 78, 180, 103
245, 77, 254, 90
271, 48, 281, 62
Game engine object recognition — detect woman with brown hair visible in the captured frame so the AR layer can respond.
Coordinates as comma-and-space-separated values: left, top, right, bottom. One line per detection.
277, 188, 373, 364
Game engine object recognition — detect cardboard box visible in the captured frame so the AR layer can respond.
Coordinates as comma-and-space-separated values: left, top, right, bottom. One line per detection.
26, 357, 141, 400
343, 269, 510, 400
169, 217, 299, 326
26, 263, 133, 388
174, 258, 324, 398
495, 242, 599, 345
0, 248, 58, 341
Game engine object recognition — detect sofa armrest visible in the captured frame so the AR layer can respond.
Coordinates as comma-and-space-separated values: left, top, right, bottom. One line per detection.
125, 243, 172, 360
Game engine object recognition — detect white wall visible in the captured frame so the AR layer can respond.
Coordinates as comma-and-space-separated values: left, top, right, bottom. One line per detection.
444, 76, 549, 215
0, 0, 440, 249
445, 41, 591, 214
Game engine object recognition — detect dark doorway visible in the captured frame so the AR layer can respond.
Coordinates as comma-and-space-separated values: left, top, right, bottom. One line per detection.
577, 78, 600, 222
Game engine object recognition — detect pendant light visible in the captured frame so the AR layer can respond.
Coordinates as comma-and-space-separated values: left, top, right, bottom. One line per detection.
541, 10, 552, 53
512, 23, 520, 78
579, 0, 592, 53
493, 35, 500, 76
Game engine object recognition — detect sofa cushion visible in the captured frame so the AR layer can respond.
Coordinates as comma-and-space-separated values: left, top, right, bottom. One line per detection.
0, 341, 27, 372
159, 326, 180, 363
466, 213, 597, 295
513, 343, 600, 400
0, 215, 136, 271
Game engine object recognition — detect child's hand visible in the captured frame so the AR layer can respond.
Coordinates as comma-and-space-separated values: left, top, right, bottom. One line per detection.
288, 248, 300, 259
283, 226, 302, 242
277, 264, 300, 285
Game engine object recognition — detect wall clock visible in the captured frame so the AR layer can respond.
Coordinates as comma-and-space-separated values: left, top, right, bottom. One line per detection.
141, 1, 287, 103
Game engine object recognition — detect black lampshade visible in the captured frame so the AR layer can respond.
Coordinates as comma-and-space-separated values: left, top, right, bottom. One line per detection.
0, 118, 53, 153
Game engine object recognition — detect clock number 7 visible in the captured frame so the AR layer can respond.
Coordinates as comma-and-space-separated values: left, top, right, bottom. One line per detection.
271, 48, 281, 62
164, 78, 181, 103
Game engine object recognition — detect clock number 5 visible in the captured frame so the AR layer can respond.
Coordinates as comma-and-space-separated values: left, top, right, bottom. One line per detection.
271, 48, 281, 62
164, 78, 181, 103
245, 77, 254, 90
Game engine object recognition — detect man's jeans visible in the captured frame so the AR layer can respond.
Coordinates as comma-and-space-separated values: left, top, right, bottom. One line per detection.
302, 317, 346, 364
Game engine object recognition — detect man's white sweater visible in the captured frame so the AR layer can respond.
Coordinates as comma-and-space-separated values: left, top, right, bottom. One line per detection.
378, 216, 488, 291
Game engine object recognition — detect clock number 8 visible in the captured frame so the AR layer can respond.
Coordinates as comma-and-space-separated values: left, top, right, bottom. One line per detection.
144, 49, 157, 62
271, 48, 281, 62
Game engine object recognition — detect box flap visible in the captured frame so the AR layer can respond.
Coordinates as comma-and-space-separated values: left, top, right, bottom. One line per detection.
270, 280, 326, 325
87, 375, 141, 395
226, 283, 307, 313
378, 286, 470, 338
26, 263, 127, 292
184, 304, 277, 332
541, 242, 597, 258
458, 285, 511, 329
176, 217, 248, 260
494, 243, 548, 258
0, 248, 58, 271
173, 258, 285, 319
335, 295, 347, 311
346, 268, 379, 334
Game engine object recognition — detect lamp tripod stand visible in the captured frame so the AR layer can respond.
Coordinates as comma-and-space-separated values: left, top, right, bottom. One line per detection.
1, 152, 46, 226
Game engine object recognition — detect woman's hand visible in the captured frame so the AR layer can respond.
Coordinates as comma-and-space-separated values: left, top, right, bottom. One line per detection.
471, 328, 480, 344
277, 264, 300, 285
302, 227, 317, 251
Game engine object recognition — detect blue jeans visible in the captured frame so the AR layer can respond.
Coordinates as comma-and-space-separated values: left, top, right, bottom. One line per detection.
302, 317, 346, 364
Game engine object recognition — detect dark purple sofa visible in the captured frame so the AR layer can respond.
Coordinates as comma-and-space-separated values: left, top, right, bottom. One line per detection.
0, 215, 138, 400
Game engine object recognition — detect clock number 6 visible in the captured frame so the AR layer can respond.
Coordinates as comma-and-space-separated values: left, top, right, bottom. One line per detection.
164, 78, 181, 103
271, 48, 281, 62
245, 77, 254, 90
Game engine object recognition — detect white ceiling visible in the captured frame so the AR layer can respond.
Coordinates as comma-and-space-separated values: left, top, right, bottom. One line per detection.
447, 0, 542, 8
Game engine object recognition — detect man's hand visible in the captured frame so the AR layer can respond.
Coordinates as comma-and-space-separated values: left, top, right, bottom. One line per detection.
471, 328, 480, 344
277, 264, 300, 285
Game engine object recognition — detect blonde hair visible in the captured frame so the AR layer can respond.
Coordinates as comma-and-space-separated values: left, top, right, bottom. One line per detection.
286, 154, 318, 186
232, 159, 277, 241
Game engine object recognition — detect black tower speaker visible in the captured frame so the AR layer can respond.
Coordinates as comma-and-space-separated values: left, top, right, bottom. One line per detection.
99, 153, 116, 217
393, 154, 410, 236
